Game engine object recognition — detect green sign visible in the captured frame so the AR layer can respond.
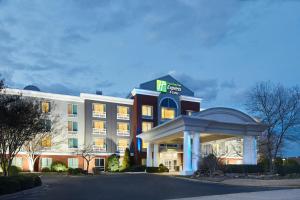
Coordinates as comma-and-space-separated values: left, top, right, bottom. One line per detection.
156, 80, 182, 95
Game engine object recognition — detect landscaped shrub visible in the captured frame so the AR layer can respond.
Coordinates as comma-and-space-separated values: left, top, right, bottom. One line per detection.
125, 165, 146, 172
68, 168, 84, 175
51, 161, 68, 172
41, 167, 51, 172
120, 148, 130, 171
107, 154, 120, 172
158, 164, 169, 173
8, 165, 22, 176
146, 167, 159, 173
0, 175, 41, 195
223, 164, 264, 174
201, 154, 224, 176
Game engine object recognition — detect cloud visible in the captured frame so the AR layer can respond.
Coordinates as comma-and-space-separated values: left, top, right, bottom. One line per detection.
95, 80, 114, 88
220, 80, 236, 89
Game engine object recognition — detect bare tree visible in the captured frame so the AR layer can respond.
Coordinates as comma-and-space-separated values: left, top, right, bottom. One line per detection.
246, 82, 300, 172
0, 84, 47, 176
78, 144, 96, 173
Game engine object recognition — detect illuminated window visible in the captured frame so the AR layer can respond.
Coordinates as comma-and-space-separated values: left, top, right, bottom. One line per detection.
117, 122, 130, 136
142, 140, 148, 149
68, 121, 78, 132
117, 139, 129, 152
93, 120, 106, 134
142, 122, 153, 132
68, 104, 78, 117
68, 138, 78, 148
186, 110, 194, 116
41, 158, 52, 169
93, 138, 106, 152
68, 158, 79, 169
41, 136, 51, 147
117, 106, 130, 120
161, 107, 175, 120
142, 105, 153, 118
41, 101, 50, 113
93, 103, 106, 118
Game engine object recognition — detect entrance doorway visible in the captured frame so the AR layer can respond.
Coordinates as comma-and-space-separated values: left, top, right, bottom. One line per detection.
164, 159, 177, 171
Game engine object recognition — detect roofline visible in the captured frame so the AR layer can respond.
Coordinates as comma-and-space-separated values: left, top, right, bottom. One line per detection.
80, 93, 133, 105
130, 88, 160, 97
180, 95, 202, 103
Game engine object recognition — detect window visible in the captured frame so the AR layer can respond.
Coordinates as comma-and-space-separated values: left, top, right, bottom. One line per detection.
117, 139, 129, 152
68, 121, 78, 133
68, 158, 79, 169
68, 104, 78, 117
92, 120, 106, 135
117, 106, 130, 120
12, 157, 23, 169
42, 101, 50, 113
93, 138, 106, 152
142, 121, 153, 132
117, 122, 130, 136
41, 136, 51, 148
44, 119, 51, 132
93, 103, 106, 118
142, 140, 148, 149
161, 107, 175, 120
41, 158, 52, 169
142, 105, 153, 118
95, 158, 105, 171
186, 110, 194, 116
68, 138, 78, 148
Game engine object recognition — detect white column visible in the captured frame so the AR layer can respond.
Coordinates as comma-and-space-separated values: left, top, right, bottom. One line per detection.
147, 143, 153, 167
181, 131, 193, 175
153, 144, 159, 167
192, 133, 200, 172
243, 136, 257, 164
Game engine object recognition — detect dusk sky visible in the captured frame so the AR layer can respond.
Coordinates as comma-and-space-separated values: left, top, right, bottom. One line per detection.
0, 1, 299, 155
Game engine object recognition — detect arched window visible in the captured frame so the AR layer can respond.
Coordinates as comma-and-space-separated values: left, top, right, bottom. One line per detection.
160, 98, 177, 120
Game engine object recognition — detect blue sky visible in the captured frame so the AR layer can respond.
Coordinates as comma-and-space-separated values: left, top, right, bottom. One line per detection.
0, 0, 299, 156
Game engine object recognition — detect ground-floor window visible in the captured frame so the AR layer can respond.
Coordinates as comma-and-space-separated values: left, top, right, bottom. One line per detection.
68, 158, 79, 169
12, 157, 23, 169
41, 158, 52, 169
95, 158, 105, 171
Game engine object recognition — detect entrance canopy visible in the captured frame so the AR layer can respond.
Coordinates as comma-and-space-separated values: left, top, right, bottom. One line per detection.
137, 107, 268, 144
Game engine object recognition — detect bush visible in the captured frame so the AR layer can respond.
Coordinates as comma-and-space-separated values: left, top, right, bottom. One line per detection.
146, 167, 159, 173
107, 154, 120, 172
201, 154, 223, 176
8, 165, 21, 176
0, 175, 41, 195
120, 148, 130, 171
125, 165, 146, 172
51, 161, 68, 172
41, 167, 51, 172
68, 168, 84, 175
158, 164, 169, 173
223, 164, 264, 174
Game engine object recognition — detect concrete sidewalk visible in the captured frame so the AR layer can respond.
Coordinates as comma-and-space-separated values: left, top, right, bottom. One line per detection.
169, 189, 300, 200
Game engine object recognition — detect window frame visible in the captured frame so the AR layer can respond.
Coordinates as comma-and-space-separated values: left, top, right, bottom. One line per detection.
68, 158, 79, 169
41, 101, 51, 113
92, 120, 107, 135
117, 105, 130, 120
92, 103, 106, 118
68, 138, 78, 149
68, 121, 78, 134
161, 107, 176, 120
117, 122, 130, 136
92, 137, 106, 152
117, 138, 129, 153
142, 105, 153, 119
68, 104, 78, 117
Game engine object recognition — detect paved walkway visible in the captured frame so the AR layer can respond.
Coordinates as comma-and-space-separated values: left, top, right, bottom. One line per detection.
169, 189, 300, 200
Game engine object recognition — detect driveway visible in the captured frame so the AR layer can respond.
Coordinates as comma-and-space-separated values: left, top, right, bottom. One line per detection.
0, 173, 283, 200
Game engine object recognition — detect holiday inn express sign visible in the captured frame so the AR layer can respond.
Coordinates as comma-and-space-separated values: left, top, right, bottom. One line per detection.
156, 80, 182, 95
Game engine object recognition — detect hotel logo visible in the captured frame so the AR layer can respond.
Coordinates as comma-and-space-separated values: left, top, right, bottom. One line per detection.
156, 80, 182, 95
156, 80, 167, 93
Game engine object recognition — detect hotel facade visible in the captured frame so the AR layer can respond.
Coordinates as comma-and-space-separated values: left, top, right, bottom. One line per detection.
4, 75, 267, 175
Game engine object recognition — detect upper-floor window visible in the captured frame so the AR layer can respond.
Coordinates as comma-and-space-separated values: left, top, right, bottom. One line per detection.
92, 120, 106, 135
41, 101, 50, 113
93, 103, 106, 118
117, 106, 130, 120
142, 121, 153, 132
142, 105, 153, 118
117, 139, 129, 152
117, 122, 130, 136
160, 98, 177, 120
68, 104, 78, 117
68, 121, 78, 133
68, 138, 78, 148
93, 138, 106, 152
41, 135, 51, 148
44, 119, 52, 132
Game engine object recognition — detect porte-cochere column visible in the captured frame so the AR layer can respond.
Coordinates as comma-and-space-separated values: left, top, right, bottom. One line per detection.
181, 131, 193, 175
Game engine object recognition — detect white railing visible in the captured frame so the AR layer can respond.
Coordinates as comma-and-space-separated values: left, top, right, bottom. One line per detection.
117, 113, 130, 120
68, 130, 78, 134
117, 146, 127, 153
93, 111, 106, 118
93, 146, 106, 152
117, 130, 130, 136
92, 128, 107, 135
68, 113, 78, 117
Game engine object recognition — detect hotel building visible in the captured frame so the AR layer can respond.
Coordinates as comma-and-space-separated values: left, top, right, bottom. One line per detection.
3, 75, 267, 174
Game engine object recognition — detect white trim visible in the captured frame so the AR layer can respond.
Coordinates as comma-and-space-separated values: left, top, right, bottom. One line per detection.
3, 88, 83, 102
80, 93, 133, 105
180, 95, 202, 103
131, 88, 160, 97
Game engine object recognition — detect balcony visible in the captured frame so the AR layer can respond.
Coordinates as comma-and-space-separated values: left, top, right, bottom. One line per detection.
68, 113, 78, 117
93, 111, 106, 118
93, 146, 106, 152
117, 130, 130, 136
68, 130, 78, 134
117, 146, 127, 153
117, 113, 130, 120
92, 128, 106, 135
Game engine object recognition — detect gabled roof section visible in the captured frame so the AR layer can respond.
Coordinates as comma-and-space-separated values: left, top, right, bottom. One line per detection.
139, 74, 194, 97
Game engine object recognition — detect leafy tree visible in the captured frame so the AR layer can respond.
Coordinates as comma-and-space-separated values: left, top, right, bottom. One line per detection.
0, 79, 48, 176
121, 148, 130, 171
246, 82, 300, 172
107, 154, 119, 172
